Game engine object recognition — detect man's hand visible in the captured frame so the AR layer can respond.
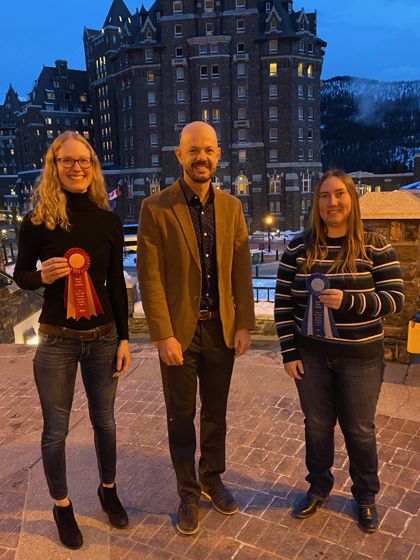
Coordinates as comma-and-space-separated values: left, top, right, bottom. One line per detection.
284, 360, 304, 380
114, 340, 131, 377
41, 257, 70, 284
319, 289, 343, 310
157, 337, 184, 366
234, 329, 250, 358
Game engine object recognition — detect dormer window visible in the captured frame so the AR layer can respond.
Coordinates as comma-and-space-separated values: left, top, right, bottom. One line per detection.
204, 0, 214, 11
173, 1, 183, 14
237, 19, 245, 32
206, 22, 214, 35
270, 19, 277, 30
266, 2, 271, 13
146, 29, 153, 39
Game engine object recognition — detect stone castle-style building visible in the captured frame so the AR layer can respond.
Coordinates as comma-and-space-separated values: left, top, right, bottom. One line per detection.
84, 0, 326, 230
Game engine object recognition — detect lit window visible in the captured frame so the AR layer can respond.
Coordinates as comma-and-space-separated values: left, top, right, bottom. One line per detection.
147, 71, 155, 83
206, 22, 213, 35
302, 173, 311, 193
307, 64, 313, 78
202, 108, 209, 122
83, 131, 89, 139
237, 19, 245, 32
269, 128, 277, 142
47, 92, 55, 100
298, 63, 304, 77
238, 85, 246, 99
269, 39, 277, 53
238, 150, 246, 163
269, 62, 277, 77
45, 117, 52, 125
173, 1, 183, 14
79, 94, 88, 102
174, 24, 182, 37
237, 63, 246, 77
47, 130, 54, 138
200, 66, 209, 79
269, 174, 281, 193
201, 87, 209, 101
269, 106, 277, 120
213, 108, 220, 122
235, 174, 249, 195
270, 19, 277, 30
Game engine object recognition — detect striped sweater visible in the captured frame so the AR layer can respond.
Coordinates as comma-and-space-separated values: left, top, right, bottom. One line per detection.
275, 230, 405, 362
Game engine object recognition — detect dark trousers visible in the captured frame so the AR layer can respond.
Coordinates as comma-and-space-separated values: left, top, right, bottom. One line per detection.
296, 348, 384, 506
33, 328, 119, 500
160, 318, 235, 502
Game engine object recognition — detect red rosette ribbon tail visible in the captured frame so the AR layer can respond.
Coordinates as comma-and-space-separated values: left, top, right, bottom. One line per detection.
64, 248, 104, 320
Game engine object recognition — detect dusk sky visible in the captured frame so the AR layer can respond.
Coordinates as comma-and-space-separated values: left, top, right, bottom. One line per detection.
1, 0, 419, 101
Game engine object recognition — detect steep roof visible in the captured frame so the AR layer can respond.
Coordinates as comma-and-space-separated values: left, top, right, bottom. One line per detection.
360, 191, 420, 219
103, 0, 131, 28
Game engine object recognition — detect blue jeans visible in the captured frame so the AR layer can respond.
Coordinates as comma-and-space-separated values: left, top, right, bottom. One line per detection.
33, 327, 119, 500
296, 348, 385, 506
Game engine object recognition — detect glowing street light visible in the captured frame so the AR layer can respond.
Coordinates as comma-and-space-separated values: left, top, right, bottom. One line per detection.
264, 215, 274, 253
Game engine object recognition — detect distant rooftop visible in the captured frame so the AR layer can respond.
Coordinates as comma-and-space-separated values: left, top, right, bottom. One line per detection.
360, 191, 420, 219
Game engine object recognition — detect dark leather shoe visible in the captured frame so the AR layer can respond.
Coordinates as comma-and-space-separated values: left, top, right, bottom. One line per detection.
98, 484, 129, 528
358, 506, 379, 533
293, 494, 329, 519
176, 500, 200, 535
53, 501, 83, 549
201, 483, 238, 515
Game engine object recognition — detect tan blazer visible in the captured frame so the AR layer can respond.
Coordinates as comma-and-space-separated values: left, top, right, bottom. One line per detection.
137, 180, 255, 351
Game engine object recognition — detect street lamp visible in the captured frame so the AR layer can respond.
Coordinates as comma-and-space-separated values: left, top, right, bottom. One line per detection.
264, 215, 274, 253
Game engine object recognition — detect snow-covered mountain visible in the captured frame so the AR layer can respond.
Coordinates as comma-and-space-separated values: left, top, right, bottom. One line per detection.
321, 76, 420, 173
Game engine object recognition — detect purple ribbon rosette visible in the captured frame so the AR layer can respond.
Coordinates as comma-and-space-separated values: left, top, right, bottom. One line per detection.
301, 273, 339, 338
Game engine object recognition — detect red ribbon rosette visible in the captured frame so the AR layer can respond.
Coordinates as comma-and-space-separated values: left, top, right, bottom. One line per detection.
64, 248, 104, 320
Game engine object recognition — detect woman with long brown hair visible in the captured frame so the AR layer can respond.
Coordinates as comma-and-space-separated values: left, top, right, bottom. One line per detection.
14, 131, 130, 549
275, 169, 404, 532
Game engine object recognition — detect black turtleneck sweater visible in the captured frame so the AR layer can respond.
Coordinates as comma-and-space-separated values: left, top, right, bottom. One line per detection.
14, 191, 129, 339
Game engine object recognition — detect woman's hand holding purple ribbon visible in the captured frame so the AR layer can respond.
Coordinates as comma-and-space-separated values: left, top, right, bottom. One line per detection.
318, 289, 343, 310
40, 257, 70, 284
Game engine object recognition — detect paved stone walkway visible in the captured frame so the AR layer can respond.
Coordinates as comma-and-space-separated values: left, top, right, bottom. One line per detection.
0, 343, 419, 560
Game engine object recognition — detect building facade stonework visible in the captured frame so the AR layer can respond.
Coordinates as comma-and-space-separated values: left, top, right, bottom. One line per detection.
84, 0, 326, 230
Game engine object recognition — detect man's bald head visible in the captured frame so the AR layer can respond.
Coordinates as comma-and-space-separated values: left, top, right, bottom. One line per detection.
175, 121, 221, 188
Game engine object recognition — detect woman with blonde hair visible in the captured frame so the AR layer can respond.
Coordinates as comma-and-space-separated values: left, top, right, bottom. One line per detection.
14, 131, 130, 549
275, 169, 404, 532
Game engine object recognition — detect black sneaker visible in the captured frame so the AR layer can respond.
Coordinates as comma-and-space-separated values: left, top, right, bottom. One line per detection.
98, 484, 129, 528
176, 500, 200, 535
200, 483, 238, 515
53, 501, 83, 549
358, 505, 379, 533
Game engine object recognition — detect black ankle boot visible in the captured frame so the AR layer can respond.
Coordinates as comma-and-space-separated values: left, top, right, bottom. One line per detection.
53, 501, 83, 549
98, 484, 129, 528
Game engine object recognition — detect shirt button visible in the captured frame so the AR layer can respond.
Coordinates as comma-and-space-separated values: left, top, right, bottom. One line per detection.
206, 292, 209, 296
207, 274, 211, 278
201, 211, 204, 215
204, 232, 208, 237
205, 253, 209, 258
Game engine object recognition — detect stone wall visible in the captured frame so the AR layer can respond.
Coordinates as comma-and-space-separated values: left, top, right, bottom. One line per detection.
364, 219, 420, 363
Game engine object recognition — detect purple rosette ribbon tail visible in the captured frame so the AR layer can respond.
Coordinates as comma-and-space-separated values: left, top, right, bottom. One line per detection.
301, 273, 339, 338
